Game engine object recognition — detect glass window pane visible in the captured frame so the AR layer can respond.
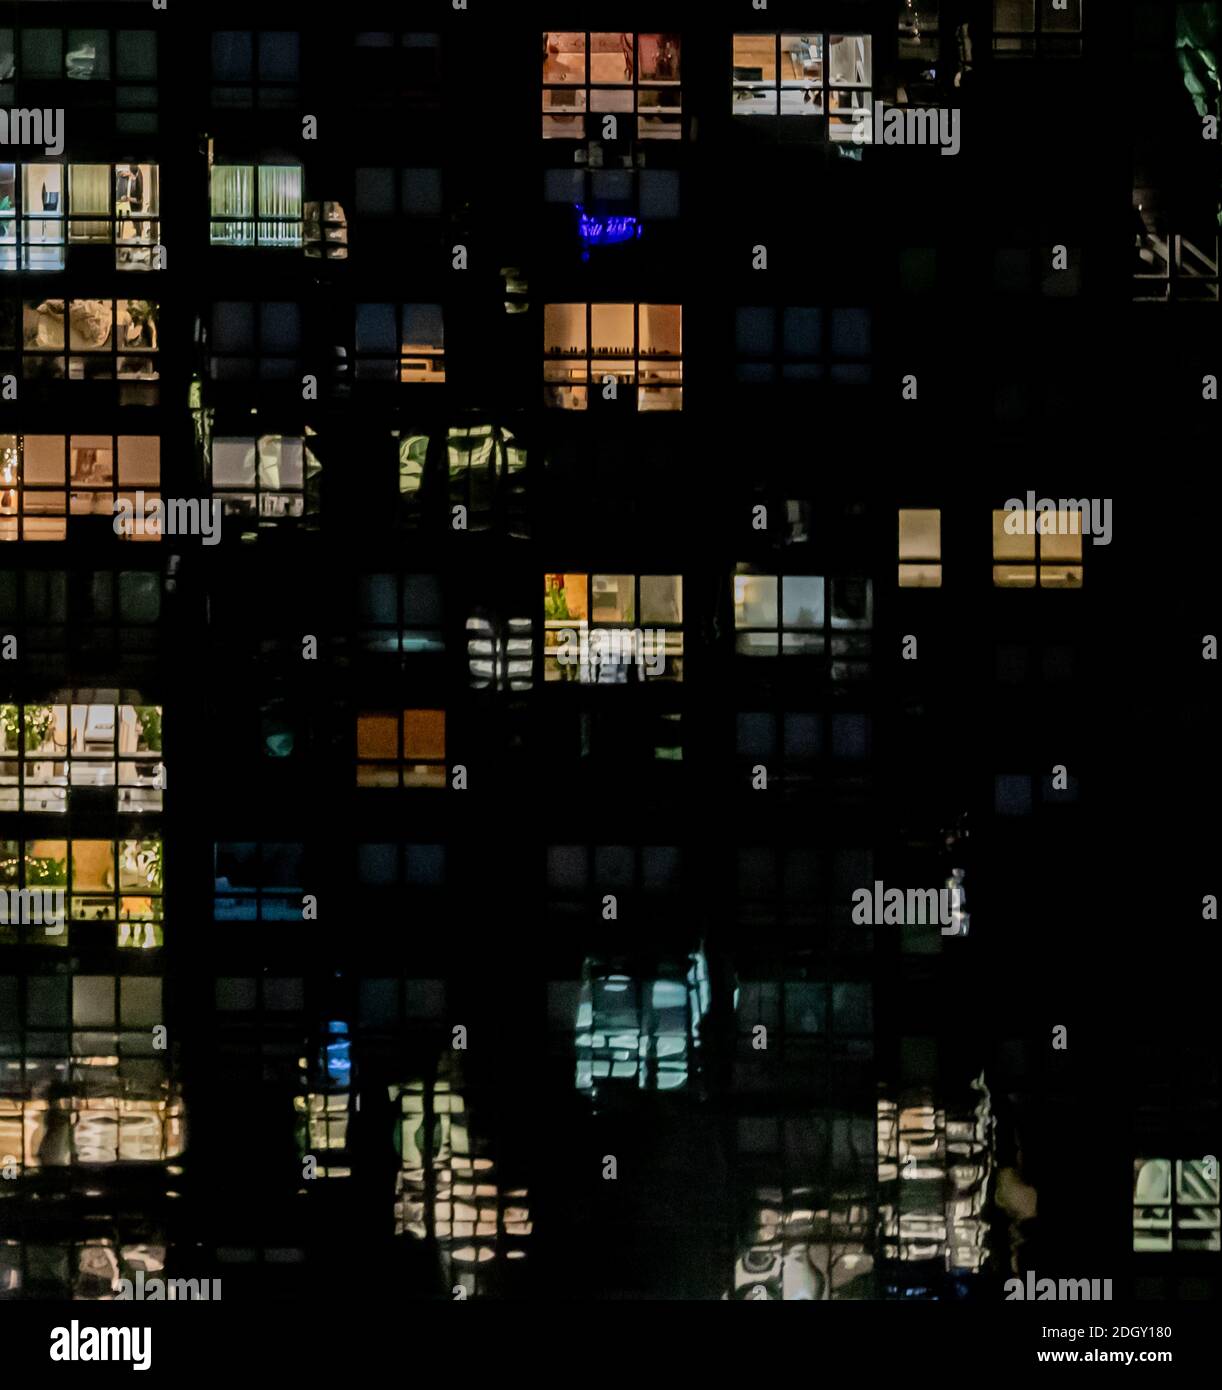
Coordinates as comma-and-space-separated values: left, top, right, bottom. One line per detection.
117, 31, 157, 79
67, 31, 109, 80
213, 31, 253, 80
640, 575, 682, 623
736, 307, 775, 355
734, 575, 778, 627
402, 168, 441, 215
259, 32, 300, 80
22, 30, 62, 79
899, 509, 941, 559
356, 303, 396, 353
782, 577, 824, 628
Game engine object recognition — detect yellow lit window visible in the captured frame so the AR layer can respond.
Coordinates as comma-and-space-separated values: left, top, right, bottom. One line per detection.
898, 509, 941, 588
356, 710, 446, 788
992, 510, 1082, 588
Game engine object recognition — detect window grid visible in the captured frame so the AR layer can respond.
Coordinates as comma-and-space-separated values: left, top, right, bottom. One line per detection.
576, 955, 708, 1096
1133, 220, 1220, 303
0, 571, 162, 664
543, 302, 683, 411
394, 1067, 531, 1298
0, 695, 163, 815
0, 434, 160, 542
543, 167, 680, 221
209, 164, 304, 248
735, 306, 873, 385
991, 509, 1084, 588
209, 301, 301, 382
355, 303, 445, 384
209, 434, 317, 526
355, 710, 446, 788
213, 842, 305, 922
898, 509, 942, 588
731, 32, 873, 139
545, 844, 682, 905
211, 31, 301, 109
0, 838, 163, 949
358, 573, 444, 659
733, 570, 874, 678
543, 573, 684, 683
731, 1110, 877, 1300
1134, 1158, 1221, 1253
993, 0, 1084, 57
354, 167, 443, 219
542, 32, 682, 141
0, 163, 160, 271
16, 297, 159, 385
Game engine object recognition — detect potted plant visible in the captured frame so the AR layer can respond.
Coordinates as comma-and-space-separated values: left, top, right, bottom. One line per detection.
135, 706, 162, 752
2, 703, 56, 753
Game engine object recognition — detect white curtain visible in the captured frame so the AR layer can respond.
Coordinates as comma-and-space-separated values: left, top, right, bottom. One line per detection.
69, 164, 110, 242
211, 166, 254, 244
258, 166, 303, 247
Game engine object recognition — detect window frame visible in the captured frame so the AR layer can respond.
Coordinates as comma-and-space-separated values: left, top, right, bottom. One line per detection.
542, 31, 683, 142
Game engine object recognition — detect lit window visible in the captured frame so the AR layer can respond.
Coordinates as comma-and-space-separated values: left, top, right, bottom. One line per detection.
210, 434, 317, 525
0, 434, 160, 541
20, 298, 159, 387
732, 32, 872, 139
992, 510, 1083, 588
898, 509, 942, 587
543, 32, 681, 141
356, 710, 446, 788
544, 302, 682, 410
734, 568, 873, 677
210, 164, 303, 247
0, 837, 162, 949
75, 165, 160, 269
0, 696, 162, 815
0, 163, 160, 271
543, 573, 683, 682
993, 0, 1083, 57
1134, 1158, 1220, 1253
